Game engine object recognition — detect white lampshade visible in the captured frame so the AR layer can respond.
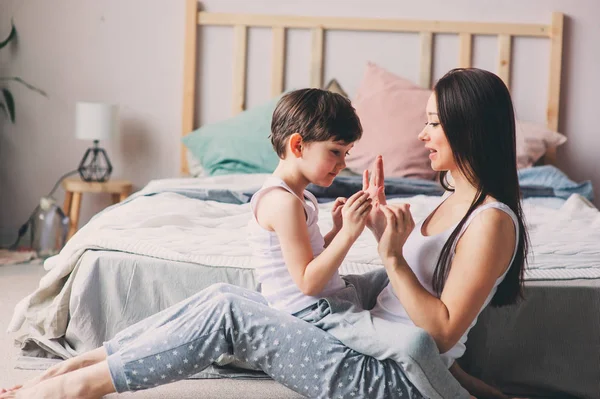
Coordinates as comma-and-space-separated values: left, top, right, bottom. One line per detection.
75, 102, 119, 141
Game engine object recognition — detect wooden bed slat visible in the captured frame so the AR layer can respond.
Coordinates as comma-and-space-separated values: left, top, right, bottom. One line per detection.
180, 0, 198, 176
198, 12, 549, 37
497, 34, 512, 88
545, 12, 564, 164
420, 32, 433, 89
180, 7, 564, 174
459, 33, 472, 68
310, 27, 324, 88
232, 25, 248, 115
271, 27, 286, 97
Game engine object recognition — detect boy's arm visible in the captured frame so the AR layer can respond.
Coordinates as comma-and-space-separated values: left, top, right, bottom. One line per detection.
259, 190, 356, 296
449, 362, 509, 399
323, 227, 341, 248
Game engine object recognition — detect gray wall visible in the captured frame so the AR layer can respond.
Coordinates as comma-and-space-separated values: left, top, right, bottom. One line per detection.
1, 0, 598, 245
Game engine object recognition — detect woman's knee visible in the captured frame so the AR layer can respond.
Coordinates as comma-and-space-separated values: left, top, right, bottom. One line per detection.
204, 282, 235, 296
211, 291, 243, 311
403, 327, 439, 361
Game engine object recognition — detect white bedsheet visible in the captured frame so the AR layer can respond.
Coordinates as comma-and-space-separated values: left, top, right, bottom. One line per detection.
8, 176, 600, 343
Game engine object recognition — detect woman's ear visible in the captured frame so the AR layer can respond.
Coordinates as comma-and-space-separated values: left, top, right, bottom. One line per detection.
288, 133, 303, 158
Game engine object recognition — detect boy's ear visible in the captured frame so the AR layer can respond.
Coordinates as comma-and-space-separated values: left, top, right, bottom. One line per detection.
289, 133, 303, 158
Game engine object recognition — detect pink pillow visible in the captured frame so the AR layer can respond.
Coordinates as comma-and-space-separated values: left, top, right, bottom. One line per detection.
516, 121, 567, 168
346, 63, 436, 180
346, 63, 565, 176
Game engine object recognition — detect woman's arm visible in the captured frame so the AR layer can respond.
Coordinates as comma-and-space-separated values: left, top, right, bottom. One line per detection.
378, 206, 516, 353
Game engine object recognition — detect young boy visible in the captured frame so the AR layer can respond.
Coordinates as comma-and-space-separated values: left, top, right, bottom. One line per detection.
247, 88, 371, 314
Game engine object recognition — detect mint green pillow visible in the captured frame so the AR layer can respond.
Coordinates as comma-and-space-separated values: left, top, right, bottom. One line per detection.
182, 97, 281, 176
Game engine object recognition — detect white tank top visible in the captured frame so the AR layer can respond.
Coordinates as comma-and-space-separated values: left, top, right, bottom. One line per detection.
247, 176, 345, 314
371, 199, 519, 367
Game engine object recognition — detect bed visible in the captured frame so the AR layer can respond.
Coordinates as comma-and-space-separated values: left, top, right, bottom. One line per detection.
8, 2, 600, 398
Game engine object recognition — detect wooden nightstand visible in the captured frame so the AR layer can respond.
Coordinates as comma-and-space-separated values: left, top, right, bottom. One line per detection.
62, 177, 133, 240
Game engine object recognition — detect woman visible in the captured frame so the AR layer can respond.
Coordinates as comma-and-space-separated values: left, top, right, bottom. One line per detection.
1, 68, 528, 399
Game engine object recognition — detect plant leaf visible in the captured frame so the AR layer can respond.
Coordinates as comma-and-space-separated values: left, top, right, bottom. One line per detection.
2, 88, 15, 123
0, 103, 7, 119
0, 21, 17, 50
0, 76, 48, 97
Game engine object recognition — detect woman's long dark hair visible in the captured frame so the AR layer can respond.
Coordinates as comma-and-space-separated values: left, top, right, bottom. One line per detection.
432, 68, 529, 307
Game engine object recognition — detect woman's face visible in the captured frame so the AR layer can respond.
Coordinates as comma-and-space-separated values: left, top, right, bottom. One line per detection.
418, 93, 455, 172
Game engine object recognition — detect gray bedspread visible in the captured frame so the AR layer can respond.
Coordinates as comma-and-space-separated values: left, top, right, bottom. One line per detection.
35, 250, 598, 399
461, 278, 600, 398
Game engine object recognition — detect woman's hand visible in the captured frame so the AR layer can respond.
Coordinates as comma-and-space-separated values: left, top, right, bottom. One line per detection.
331, 197, 347, 232
377, 204, 415, 263
339, 191, 372, 242
363, 155, 387, 240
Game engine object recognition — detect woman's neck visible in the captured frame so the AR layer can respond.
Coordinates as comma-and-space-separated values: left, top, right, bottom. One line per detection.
272, 161, 310, 199
448, 169, 479, 204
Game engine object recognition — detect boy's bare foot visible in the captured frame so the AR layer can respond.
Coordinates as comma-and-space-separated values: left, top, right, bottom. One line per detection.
6, 361, 115, 399
0, 386, 20, 394
0, 347, 108, 395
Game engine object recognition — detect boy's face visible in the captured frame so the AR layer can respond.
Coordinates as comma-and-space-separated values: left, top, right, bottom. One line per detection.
300, 139, 354, 187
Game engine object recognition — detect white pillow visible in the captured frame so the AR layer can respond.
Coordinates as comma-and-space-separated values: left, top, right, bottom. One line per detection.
186, 149, 205, 177
516, 121, 567, 168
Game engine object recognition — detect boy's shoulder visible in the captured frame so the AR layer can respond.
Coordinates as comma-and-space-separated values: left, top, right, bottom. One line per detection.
254, 187, 307, 231
258, 187, 303, 210
256, 187, 305, 225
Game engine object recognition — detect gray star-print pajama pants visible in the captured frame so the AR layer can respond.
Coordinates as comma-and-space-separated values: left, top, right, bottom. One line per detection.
104, 270, 466, 398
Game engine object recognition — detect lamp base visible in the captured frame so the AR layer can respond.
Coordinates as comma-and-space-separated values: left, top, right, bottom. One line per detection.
78, 140, 113, 182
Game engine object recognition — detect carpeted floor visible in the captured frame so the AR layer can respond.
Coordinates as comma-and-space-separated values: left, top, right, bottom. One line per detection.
0, 261, 303, 398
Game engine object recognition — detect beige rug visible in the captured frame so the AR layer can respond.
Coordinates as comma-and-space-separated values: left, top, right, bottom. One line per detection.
0, 261, 303, 398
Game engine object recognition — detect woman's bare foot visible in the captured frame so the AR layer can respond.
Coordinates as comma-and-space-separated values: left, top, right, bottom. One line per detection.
7, 361, 115, 399
0, 347, 108, 395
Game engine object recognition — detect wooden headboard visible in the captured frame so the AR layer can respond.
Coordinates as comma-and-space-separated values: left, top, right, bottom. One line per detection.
180, 0, 564, 175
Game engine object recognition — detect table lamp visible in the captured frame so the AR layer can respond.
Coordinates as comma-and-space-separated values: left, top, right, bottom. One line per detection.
75, 102, 119, 182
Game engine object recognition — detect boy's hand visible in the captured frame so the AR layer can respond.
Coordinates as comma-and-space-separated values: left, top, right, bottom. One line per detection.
340, 191, 372, 241
331, 197, 347, 232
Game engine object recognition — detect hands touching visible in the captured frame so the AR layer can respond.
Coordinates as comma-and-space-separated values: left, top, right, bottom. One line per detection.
362, 155, 387, 240
332, 153, 385, 239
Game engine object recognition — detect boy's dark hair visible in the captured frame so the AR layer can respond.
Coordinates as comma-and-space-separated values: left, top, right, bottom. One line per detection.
270, 88, 362, 158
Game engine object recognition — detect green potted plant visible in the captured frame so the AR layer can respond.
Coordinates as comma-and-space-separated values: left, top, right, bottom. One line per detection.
1, 20, 47, 123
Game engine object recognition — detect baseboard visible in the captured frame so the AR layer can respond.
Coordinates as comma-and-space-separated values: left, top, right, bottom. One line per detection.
0, 227, 31, 249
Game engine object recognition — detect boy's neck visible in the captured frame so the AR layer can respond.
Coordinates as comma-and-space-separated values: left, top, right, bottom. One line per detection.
272, 161, 310, 199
